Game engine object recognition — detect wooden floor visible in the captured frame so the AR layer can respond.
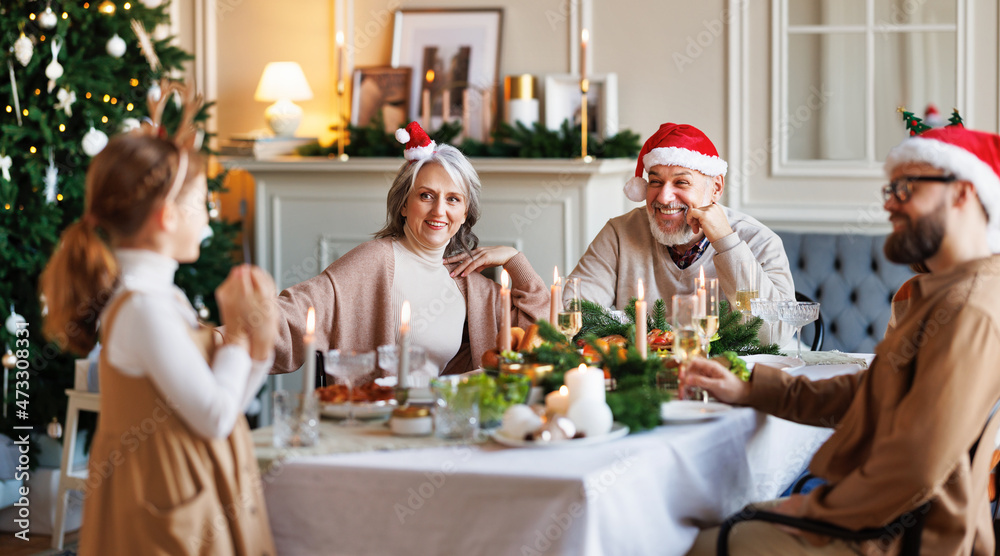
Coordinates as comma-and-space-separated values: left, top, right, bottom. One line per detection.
0, 530, 79, 556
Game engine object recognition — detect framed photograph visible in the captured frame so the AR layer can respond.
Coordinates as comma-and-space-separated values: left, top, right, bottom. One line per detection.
544, 73, 619, 138
350, 66, 413, 134
391, 8, 503, 141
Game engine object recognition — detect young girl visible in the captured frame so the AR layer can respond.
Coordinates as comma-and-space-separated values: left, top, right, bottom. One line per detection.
41, 85, 277, 555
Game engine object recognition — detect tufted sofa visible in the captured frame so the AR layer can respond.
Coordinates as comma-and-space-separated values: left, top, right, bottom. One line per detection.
775, 231, 914, 353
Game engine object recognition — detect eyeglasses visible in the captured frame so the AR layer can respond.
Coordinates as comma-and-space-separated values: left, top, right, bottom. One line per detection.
881, 174, 957, 204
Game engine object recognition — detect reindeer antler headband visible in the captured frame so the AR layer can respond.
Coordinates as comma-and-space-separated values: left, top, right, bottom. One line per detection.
141, 78, 205, 203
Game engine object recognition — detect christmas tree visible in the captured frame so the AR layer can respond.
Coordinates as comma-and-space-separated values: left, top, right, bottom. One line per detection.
1, 0, 240, 464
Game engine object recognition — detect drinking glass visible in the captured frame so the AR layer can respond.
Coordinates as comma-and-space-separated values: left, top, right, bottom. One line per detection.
777, 301, 821, 359
558, 277, 582, 342
272, 390, 319, 448
325, 350, 376, 426
430, 376, 481, 440
672, 294, 706, 401
734, 260, 760, 317
694, 278, 719, 357
376, 344, 428, 386
750, 298, 780, 343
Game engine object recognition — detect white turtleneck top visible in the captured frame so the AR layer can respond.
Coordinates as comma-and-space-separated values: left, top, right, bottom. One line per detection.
390, 228, 466, 373
102, 249, 272, 439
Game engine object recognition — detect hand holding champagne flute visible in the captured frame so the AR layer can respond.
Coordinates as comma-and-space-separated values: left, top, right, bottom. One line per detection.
672, 294, 705, 401
558, 277, 582, 342
694, 277, 719, 357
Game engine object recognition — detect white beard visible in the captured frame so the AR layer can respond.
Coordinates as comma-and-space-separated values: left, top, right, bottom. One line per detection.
646, 206, 696, 246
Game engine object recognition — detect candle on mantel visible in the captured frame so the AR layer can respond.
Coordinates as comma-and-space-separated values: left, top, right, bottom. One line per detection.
336, 30, 346, 160
399, 300, 411, 390
500, 269, 512, 352
422, 70, 434, 130
442, 88, 451, 122
550, 267, 562, 325
636, 280, 647, 359
545, 385, 570, 415
461, 88, 471, 139
335, 31, 345, 91
302, 307, 316, 395
697, 267, 707, 315
580, 28, 589, 84
482, 86, 492, 141
565, 364, 605, 406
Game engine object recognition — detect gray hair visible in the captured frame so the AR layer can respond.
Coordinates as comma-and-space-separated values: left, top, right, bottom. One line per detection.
373, 144, 482, 257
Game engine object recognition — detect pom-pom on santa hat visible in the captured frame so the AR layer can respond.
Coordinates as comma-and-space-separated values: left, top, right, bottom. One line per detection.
624, 123, 728, 202
885, 125, 1000, 250
395, 121, 437, 162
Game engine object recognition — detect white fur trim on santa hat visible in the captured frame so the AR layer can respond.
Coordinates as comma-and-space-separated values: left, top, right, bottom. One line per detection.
403, 142, 437, 161
884, 136, 1000, 226
395, 128, 410, 144
643, 146, 728, 177
624, 176, 648, 202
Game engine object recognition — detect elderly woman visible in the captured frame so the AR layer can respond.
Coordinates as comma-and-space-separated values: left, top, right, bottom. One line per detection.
271, 122, 549, 375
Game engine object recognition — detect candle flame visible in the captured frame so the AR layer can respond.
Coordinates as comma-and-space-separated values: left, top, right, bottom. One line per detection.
559, 385, 569, 395
306, 307, 315, 335
501, 269, 510, 290
553, 266, 560, 285
425, 69, 435, 83
336, 31, 344, 46
699, 267, 705, 286
578, 363, 587, 372
638, 279, 644, 301
401, 300, 411, 326
581, 28, 589, 44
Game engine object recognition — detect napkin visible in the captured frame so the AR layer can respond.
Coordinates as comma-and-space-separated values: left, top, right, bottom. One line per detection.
800, 350, 871, 368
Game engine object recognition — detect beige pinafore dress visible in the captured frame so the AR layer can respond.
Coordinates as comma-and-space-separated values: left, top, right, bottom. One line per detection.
78, 291, 274, 555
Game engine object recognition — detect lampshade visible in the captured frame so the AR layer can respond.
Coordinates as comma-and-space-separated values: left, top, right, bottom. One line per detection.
254, 62, 314, 102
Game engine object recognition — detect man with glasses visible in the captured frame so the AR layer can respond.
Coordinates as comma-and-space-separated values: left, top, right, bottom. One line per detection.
685, 125, 1000, 555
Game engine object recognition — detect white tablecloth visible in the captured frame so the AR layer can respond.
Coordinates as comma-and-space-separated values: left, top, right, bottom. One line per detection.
260, 362, 867, 556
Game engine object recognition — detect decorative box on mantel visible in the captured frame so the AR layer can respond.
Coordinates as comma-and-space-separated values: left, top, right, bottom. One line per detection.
226, 157, 637, 292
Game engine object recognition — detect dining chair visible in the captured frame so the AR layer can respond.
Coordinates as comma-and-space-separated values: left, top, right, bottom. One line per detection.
794, 291, 824, 351
716, 397, 1000, 556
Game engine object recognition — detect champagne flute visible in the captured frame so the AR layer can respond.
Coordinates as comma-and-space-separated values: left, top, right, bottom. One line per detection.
325, 350, 376, 426
734, 260, 760, 317
750, 298, 780, 343
777, 301, 820, 359
558, 277, 582, 342
672, 294, 705, 401
694, 278, 719, 357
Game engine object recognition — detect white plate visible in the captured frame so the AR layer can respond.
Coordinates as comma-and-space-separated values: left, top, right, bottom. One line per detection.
741, 354, 805, 372
490, 422, 629, 448
660, 400, 733, 423
321, 400, 396, 419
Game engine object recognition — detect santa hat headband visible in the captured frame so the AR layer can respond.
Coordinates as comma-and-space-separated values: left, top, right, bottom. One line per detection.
624, 123, 728, 202
885, 125, 1000, 251
395, 121, 437, 162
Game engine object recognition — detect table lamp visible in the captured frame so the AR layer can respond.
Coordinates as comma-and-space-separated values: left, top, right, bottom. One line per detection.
254, 61, 314, 137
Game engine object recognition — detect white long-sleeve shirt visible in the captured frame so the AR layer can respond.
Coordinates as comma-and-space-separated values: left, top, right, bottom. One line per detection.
103, 249, 271, 439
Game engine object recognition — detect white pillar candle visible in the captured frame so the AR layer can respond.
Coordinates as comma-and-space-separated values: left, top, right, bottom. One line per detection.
550, 267, 561, 325
565, 364, 605, 406
399, 300, 410, 388
442, 89, 451, 122
545, 385, 570, 415
302, 307, 316, 396
500, 269, 512, 352
636, 280, 647, 359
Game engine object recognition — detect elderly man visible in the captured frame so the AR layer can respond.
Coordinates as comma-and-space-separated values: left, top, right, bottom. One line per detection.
685, 125, 1000, 555
567, 123, 794, 344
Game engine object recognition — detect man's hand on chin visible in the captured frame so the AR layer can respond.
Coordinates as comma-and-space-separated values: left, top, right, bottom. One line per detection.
686, 201, 734, 242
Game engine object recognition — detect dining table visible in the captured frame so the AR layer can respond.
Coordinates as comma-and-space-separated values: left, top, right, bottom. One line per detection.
253, 356, 871, 556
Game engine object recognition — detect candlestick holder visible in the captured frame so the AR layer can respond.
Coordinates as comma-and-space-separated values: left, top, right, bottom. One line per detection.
337, 80, 349, 162
580, 81, 592, 163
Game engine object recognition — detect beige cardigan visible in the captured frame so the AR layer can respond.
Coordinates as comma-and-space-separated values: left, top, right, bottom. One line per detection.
272, 238, 549, 375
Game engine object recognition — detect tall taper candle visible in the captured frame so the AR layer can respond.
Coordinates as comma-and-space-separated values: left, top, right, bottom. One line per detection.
636, 280, 647, 359
442, 89, 451, 122
500, 269, 512, 352
580, 29, 589, 84
399, 300, 410, 389
550, 267, 561, 325
302, 307, 316, 395
422, 70, 434, 130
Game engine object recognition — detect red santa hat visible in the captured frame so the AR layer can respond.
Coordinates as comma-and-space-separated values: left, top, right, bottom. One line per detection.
623, 123, 728, 202
885, 125, 1000, 250
395, 121, 437, 162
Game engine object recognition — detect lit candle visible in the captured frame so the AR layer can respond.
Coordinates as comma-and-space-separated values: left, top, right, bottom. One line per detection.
545, 385, 570, 415
399, 301, 410, 389
550, 267, 561, 325
302, 307, 316, 396
565, 364, 605, 405
335, 31, 345, 91
461, 88, 471, 139
697, 267, 707, 315
482, 86, 492, 140
422, 70, 434, 130
580, 29, 589, 85
500, 269, 511, 352
442, 88, 451, 122
636, 280, 647, 359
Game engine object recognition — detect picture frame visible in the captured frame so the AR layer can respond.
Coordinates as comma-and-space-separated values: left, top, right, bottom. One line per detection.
543, 73, 619, 138
350, 66, 413, 134
391, 8, 503, 141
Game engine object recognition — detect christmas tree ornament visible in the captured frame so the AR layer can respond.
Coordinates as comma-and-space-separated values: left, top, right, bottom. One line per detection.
153, 24, 170, 41
45, 36, 64, 93
14, 32, 33, 67
47, 417, 63, 439
39, 5, 59, 29
44, 149, 59, 203
193, 295, 210, 320
106, 34, 126, 58
147, 79, 162, 102
141, 0, 163, 7
1, 348, 14, 370
208, 191, 220, 219
82, 127, 109, 157
55, 87, 75, 116
949, 108, 964, 128
121, 117, 141, 132
5, 307, 26, 334
0, 153, 11, 181
6, 61, 23, 126
132, 20, 161, 71
98, 0, 117, 15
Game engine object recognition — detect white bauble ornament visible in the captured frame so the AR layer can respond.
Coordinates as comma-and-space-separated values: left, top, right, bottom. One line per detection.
82, 127, 109, 157
141, 0, 163, 7
39, 7, 58, 29
45, 37, 64, 93
147, 81, 162, 102
566, 398, 613, 437
120, 117, 141, 133
14, 33, 33, 67
152, 24, 170, 41
1, 350, 15, 370
47, 418, 63, 439
5, 311, 26, 335
106, 34, 126, 58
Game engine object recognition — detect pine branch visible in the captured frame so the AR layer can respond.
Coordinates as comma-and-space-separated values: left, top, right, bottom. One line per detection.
578, 300, 630, 339
651, 298, 667, 331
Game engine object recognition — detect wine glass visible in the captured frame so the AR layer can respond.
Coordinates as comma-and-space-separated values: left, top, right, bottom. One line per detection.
376, 344, 428, 386
672, 294, 705, 401
558, 277, 582, 342
694, 278, 719, 357
750, 298, 780, 343
777, 301, 820, 359
325, 350, 376, 426
734, 260, 760, 317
